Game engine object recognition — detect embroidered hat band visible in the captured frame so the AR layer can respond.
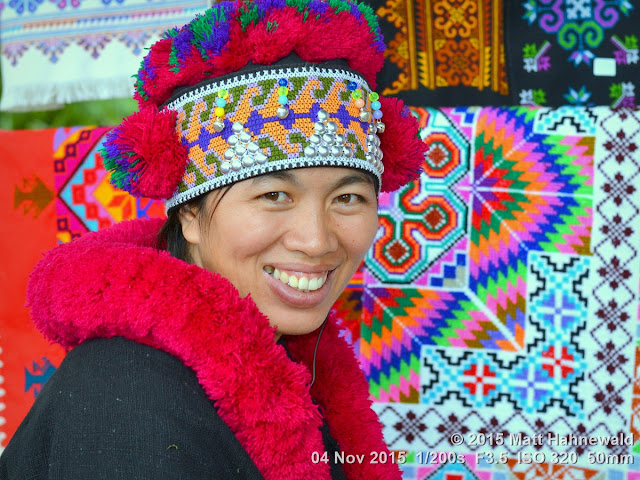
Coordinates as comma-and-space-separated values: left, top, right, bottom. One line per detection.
165, 64, 384, 209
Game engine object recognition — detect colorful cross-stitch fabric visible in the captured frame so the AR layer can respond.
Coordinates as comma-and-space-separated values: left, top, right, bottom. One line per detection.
370, 0, 510, 106
0, 0, 208, 112
0, 126, 166, 450
332, 105, 640, 479
507, 1, 640, 108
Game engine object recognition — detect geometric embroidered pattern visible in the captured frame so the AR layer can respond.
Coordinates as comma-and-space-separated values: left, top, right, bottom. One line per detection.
422, 253, 589, 415
347, 106, 640, 479
365, 108, 470, 286
54, 127, 166, 242
167, 67, 381, 209
359, 107, 596, 407
590, 109, 640, 432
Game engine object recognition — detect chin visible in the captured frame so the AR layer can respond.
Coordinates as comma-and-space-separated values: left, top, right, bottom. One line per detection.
267, 305, 332, 337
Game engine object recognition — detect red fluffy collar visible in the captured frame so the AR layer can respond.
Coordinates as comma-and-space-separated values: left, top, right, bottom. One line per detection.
27, 218, 400, 480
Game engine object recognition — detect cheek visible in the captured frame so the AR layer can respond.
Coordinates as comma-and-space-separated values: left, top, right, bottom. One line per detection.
342, 213, 379, 259
206, 213, 279, 268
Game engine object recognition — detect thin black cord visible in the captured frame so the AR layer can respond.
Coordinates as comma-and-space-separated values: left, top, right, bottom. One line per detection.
309, 317, 328, 389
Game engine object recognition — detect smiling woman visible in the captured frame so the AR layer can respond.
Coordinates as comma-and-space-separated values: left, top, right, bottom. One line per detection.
179, 168, 379, 337
0, 1, 426, 479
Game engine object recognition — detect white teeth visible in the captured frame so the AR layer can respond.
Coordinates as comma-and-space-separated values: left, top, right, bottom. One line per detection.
265, 267, 329, 292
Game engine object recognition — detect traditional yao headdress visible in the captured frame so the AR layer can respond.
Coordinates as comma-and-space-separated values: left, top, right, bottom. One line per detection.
100, 0, 427, 209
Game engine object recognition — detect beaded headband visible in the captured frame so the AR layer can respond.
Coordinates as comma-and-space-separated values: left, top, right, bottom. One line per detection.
100, 0, 427, 207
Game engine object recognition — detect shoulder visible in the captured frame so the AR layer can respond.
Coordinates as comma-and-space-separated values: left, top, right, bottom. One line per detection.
1, 337, 264, 480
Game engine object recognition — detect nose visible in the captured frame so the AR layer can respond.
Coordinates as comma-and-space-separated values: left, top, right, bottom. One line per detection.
282, 203, 339, 258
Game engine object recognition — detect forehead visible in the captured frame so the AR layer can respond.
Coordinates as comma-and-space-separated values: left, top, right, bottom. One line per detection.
248, 167, 377, 189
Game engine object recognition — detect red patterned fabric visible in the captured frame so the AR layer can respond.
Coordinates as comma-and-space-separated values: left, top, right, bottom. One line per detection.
0, 127, 166, 449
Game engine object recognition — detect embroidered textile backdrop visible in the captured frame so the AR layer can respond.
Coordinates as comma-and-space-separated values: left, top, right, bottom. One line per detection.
370, 0, 639, 108
0, 0, 208, 111
2, 106, 640, 480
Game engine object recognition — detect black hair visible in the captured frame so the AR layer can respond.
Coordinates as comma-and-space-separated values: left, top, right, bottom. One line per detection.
157, 187, 232, 261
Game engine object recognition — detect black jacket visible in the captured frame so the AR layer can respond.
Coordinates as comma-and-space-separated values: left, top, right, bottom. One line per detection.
1, 219, 401, 480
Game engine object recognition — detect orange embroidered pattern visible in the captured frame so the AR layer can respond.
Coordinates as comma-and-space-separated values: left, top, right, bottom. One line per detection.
376, 0, 507, 95
166, 69, 381, 208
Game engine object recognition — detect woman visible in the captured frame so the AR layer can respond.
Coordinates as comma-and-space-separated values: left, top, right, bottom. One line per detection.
0, 1, 426, 479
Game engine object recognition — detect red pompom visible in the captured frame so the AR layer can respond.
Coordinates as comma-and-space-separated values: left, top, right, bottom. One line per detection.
103, 106, 188, 200
378, 97, 426, 192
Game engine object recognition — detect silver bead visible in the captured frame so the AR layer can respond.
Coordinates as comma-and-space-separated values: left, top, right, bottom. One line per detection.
359, 109, 372, 122
366, 142, 374, 151
317, 109, 329, 122
276, 107, 289, 119
248, 142, 260, 153
228, 135, 239, 146
213, 120, 225, 133
330, 146, 341, 156
314, 122, 325, 134
318, 145, 329, 157
378, 150, 384, 161
365, 152, 372, 163
220, 161, 231, 174
376, 122, 385, 133
367, 133, 376, 143
322, 133, 334, 145
236, 145, 247, 156
343, 146, 353, 157
224, 149, 235, 160
232, 122, 244, 134
334, 134, 345, 146
239, 131, 251, 144
242, 156, 254, 168
374, 135, 381, 146
326, 121, 338, 134
304, 145, 317, 157
255, 152, 268, 164
309, 134, 322, 145
368, 123, 378, 134
231, 159, 242, 171
380, 163, 385, 173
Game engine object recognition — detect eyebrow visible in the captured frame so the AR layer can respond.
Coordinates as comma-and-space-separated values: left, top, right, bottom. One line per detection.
250, 170, 301, 187
328, 171, 376, 192
250, 169, 375, 191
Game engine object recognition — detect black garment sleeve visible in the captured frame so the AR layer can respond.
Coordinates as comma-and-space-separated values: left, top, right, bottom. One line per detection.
0, 337, 264, 480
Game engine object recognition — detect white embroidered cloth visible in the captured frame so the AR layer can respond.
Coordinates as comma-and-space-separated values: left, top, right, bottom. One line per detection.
0, 0, 209, 112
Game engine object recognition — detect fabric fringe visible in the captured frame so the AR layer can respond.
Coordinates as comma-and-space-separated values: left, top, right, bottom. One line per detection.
0, 76, 136, 113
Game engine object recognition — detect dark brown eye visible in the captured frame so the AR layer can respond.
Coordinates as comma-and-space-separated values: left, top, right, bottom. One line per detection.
336, 194, 359, 204
262, 192, 288, 202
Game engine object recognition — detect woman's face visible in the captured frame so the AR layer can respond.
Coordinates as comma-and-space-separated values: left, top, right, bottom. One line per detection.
180, 167, 379, 336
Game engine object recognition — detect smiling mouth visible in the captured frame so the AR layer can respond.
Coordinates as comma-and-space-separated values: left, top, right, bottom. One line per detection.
263, 266, 329, 293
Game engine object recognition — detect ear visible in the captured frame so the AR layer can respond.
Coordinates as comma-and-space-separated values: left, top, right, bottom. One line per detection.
178, 204, 202, 245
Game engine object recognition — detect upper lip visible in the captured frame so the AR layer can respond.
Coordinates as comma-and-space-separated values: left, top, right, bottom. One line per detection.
265, 264, 337, 275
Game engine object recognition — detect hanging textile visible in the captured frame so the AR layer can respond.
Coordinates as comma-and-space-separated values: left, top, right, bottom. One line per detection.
506, 1, 639, 108
0, 0, 208, 111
